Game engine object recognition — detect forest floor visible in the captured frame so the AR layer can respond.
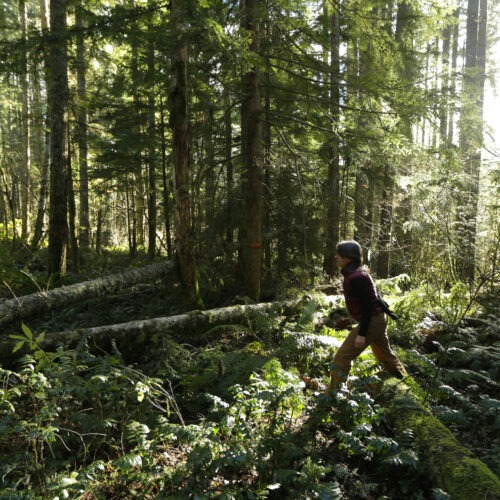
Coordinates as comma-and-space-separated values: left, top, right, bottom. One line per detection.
0, 243, 498, 499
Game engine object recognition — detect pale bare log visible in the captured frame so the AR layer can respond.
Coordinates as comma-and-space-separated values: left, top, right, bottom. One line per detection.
0, 298, 310, 360
0, 260, 175, 327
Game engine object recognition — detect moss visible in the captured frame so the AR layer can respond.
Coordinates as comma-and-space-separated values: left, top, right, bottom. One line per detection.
382, 379, 500, 499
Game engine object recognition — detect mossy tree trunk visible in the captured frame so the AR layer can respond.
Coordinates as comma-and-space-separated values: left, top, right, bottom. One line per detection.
381, 379, 500, 499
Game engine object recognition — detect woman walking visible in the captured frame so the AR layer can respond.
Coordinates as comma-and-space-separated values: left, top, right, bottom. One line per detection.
327, 240, 407, 392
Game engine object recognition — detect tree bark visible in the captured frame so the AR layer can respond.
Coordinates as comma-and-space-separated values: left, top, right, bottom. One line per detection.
448, 8, 459, 144
224, 85, 234, 245
31, 62, 50, 251
147, 2, 157, 259
75, 3, 90, 249
131, 41, 144, 251
323, 0, 341, 277
0, 297, 311, 359
353, 167, 372, 248
47, 0, 69, 277
19, 0, 31, 241
159, 91, 173, 258
457, 0, 487, 282
439, 21, 451, 144
67, 132, 79, 271
204, 104, 216, 241
169, 0, 202, 307
0, 260, 175, 328
377, 164, 394, 278
31, 0, 51, 251
240, 0, 263, 302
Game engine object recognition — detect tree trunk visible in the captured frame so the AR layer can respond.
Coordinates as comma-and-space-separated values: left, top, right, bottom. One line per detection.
126, 175, 137, 258
0, 260, 175, 328
47, 0, 69, 277
147, 5, 157, 259
224, 85, 234, 245
31, 0, 51, 251
263, 72, 272, 279
31, 57, 50, 251
240, 0, 263, 302
276, 165, 291, 275
0, 297, 311, 360
393, 0, 415, 274
323, 0, 341, 277
352, 39, 374, 252
0, 167, 16, 246
67, 130, 79, 272
19, 0, 31, 241
394, 0, 414, 140
381, 379, 500, 500
457, 0, 487, 282
75, 4, 90, 249
205, 105, 216, 241
448, 8, 459, 144
377, 165, 394, 278
134, 173, 145, 250
95, 207, 103, 254
159, 91, 173, 258
439, 22, 451, 144
131, 41, 144, 251
353, 166, 372, 248
169, 0, 202, 307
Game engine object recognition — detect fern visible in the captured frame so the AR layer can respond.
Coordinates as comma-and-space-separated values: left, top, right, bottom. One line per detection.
432, 405, 469, 426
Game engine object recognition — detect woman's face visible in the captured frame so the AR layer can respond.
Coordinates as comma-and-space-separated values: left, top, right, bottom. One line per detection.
335, 254, 352, 270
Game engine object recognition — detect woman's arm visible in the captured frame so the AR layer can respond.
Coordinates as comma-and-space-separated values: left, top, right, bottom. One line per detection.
349, 277, 373, 337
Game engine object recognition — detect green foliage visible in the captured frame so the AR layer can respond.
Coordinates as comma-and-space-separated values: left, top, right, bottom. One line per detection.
1, 281, 498, 498
276, 330, 341, 377
387, 280, 481, 349
0, 332, 179, 497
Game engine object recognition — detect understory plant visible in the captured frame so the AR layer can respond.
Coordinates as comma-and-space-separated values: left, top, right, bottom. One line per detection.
0, 326, 180, 498
0, 279, 498, 499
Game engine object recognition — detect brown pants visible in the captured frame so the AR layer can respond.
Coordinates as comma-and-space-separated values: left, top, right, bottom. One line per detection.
328, 313, 407, 390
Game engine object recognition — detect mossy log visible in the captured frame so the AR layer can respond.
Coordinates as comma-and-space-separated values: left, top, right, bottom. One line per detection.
0, 260, 175, 328
0, 298, 310, 362
381, 379, 500, 499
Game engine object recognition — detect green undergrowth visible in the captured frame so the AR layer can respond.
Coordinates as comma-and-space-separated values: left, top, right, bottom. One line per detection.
0, 274, 498, 498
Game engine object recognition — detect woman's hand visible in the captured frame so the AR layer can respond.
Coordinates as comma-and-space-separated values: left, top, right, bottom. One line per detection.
354, 335, 366, 349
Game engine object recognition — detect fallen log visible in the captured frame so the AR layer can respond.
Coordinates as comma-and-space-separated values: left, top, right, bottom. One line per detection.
0, 260, 175, 328
0, 298, 311, 362
381, 379, 500, 499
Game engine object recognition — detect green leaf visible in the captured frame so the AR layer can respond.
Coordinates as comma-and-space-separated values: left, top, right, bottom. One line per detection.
116, 453, 142, 470
12, 340, 25, 353
35, 332, 45, 344
59, 477, 78, 487
21, 323, 33, 340
9, 334, 26, 341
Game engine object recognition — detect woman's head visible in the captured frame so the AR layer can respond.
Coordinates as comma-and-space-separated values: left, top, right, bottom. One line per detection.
336, 240, 363, 269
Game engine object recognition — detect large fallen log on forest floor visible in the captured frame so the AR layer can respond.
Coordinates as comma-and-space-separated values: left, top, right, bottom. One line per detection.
380, 379, 500, 499
0, 298, 311, 362
0, 260, 175, 329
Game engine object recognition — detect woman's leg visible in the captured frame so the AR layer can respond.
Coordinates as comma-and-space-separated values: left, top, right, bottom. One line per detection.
327, 325, 365, 392
368, 314, 407, 378
328, 314, 407, 393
